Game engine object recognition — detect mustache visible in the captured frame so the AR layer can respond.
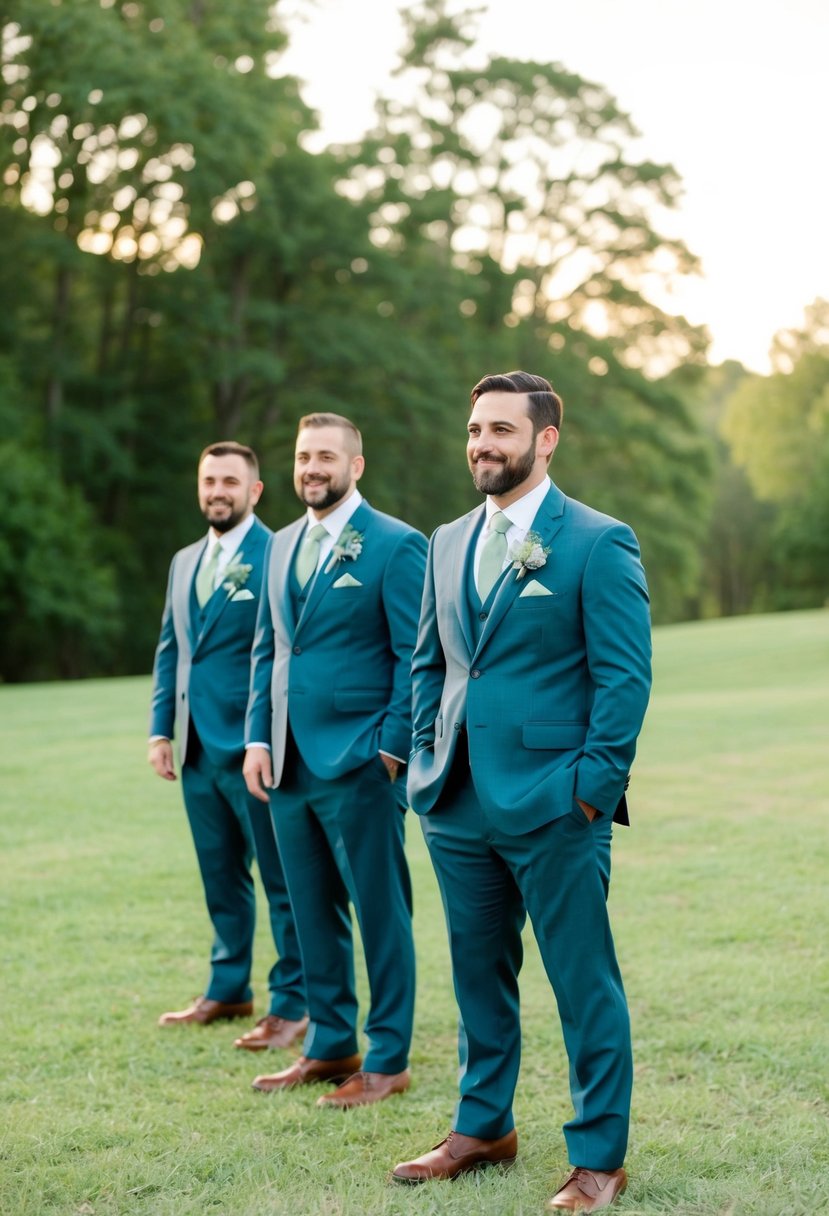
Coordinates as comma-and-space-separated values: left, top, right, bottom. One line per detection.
472, 451, 506, 464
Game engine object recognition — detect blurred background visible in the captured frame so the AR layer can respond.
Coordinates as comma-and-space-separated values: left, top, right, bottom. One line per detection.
2, 0, 827, 682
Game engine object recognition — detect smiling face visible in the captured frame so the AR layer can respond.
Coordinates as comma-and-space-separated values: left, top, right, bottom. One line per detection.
466, 391, 559, 505
197, 452, 262, 533
293, 424, 365, 517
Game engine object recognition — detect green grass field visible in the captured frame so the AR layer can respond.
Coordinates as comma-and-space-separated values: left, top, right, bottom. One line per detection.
1, 611, 827, 1216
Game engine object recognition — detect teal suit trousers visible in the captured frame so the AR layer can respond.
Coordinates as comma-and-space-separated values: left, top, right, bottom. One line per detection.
269, 750, 415, 1072
421, 756, 630, 1169
181, 744, 304, 1014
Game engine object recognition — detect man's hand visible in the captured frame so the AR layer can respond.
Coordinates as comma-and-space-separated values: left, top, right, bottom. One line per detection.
148, 739, 176, 781
379, 752, 401, 783
576, 798, 598, 822
244, 746, 274, 803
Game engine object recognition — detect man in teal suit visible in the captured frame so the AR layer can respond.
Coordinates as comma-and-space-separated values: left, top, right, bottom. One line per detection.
149, 442, 306, 1051
244, 413, 426, 1108
393, 373, 652, 1213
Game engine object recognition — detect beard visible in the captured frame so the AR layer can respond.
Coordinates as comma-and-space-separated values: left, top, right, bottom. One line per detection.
297, 473, 350, 511
469, 439, 537, 497
202, 500, 247, 532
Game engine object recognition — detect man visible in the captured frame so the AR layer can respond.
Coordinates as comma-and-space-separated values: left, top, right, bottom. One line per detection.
243, 412, 426, 1108
149, 441, 307, 1052
393, 372, 652, 1213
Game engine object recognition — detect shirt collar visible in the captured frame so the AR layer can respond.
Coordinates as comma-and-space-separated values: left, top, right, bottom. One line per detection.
485, 476, 550, 534
207, 512, 256, 555
307, 489, 363, 539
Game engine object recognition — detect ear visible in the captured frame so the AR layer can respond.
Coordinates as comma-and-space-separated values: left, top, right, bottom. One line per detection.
537, 426, 559, 461
352, 454, 366, 481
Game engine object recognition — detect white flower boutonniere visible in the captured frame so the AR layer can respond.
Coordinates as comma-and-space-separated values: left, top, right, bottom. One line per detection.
222, 556, 253, 596
508, 531, 550, 580
324, 524, 364, 573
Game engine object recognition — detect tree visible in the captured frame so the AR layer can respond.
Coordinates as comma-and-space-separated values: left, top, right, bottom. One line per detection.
334, 0, 707, 374
721, 302, 829, 609
0, 443, 120, 680
0, 0, 719, 677
329, 1, 711, 619
677, 360, 776, 618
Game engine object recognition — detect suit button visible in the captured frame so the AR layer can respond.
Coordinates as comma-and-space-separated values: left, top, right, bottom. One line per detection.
478, 612, 487, 621
470, 669, 481, 679
293, 645, 302, 655
453, 722, 462, 731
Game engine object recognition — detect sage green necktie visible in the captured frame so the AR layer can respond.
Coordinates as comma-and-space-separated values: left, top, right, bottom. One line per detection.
195, 540, 222, 608
477, 511, 511, 601
295, 523, 327, 589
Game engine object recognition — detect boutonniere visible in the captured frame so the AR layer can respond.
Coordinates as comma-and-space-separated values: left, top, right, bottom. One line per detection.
508, 531, 550, 580
324, 524, 364, 573
222, 556, 253, 596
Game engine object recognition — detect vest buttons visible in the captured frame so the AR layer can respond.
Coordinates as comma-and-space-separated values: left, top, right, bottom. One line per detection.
470, 668, 481, 679
478, 612, 488, 621
292, 645, 302, 655
453, 722, 463, 731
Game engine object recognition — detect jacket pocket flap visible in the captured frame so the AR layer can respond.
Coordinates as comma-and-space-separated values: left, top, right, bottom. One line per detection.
522, 721, 587, 750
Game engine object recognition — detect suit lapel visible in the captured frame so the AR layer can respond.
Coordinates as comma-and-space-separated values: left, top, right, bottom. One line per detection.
454, 506, 484, 657
177, 543, 204, 649
472, 483, 566, 661
272, 518, 305, 637
296, 501, 372, 636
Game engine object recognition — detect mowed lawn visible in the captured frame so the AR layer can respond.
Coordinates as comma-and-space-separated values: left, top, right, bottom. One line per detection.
0, 611, 827, 1216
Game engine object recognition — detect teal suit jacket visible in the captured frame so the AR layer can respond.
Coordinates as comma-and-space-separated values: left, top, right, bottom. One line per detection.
150, 517, 271, 769
246, 501, 427, 780
408, 482, 652, 833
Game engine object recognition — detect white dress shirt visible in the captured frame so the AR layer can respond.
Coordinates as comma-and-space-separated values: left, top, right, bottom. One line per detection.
301, 489, 363, 582
473, 476, 552, 584
198, 512, 256, 592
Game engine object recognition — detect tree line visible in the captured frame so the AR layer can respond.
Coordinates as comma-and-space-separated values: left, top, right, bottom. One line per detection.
1, 1, 826, 682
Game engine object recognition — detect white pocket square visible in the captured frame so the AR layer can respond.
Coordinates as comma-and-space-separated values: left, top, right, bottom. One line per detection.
519, 579, 553, 598
333, 573, 362, 588
231, 589, 255, 601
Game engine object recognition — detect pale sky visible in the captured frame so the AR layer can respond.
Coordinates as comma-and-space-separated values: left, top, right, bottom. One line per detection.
279, 0, 829, 374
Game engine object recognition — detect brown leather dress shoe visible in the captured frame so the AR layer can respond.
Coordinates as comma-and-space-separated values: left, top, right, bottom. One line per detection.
316, 1069, 410, 1109
547, 1167, 627, 1212
157, 996, 254, 1027
251, 1053, 363, 1093
391, 1129, 518, 1183
233, 1014, 309, 1051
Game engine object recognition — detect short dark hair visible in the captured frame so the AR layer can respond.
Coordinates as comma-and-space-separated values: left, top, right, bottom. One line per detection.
297, 412, 363, 456
198, 441, 260, 478
470, 370, 563, 432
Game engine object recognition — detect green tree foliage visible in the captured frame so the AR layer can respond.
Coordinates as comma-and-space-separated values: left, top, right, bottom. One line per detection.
678, 361, 776, 618
336, 0, 707, 371
331, 0, 711, 619
1, 0, 714, 677
721, 301, 829, 609
0, 443, 120, 680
